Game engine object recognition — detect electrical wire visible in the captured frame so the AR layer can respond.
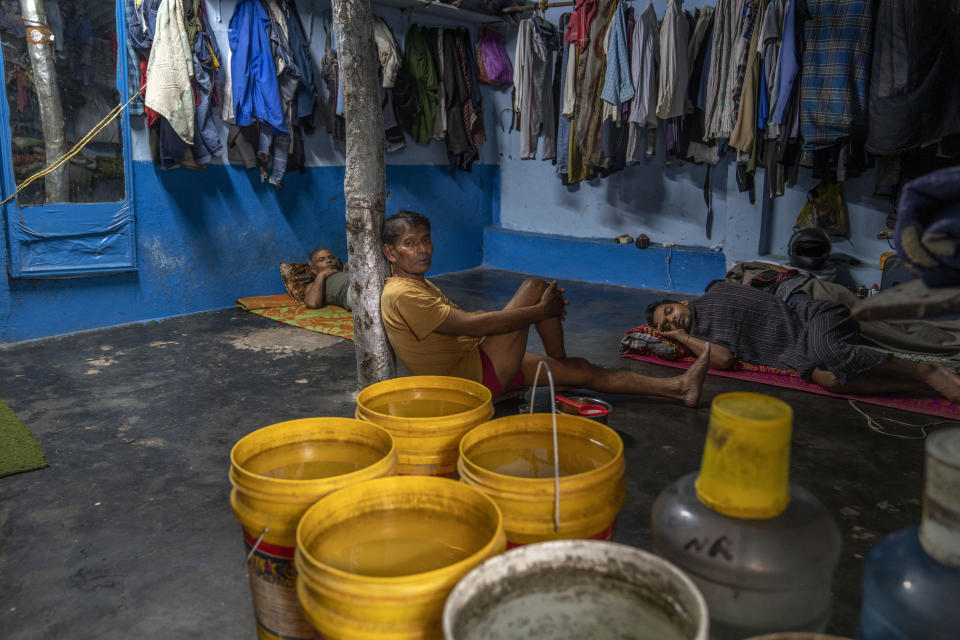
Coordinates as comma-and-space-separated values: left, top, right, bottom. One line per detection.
0, 85, 145, 207
847, 398, 957, 440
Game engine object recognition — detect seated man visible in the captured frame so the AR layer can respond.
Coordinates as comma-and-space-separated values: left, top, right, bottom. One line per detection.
379, 211, 710, 406
647, 280, 960, 403
303, 248, 352, 311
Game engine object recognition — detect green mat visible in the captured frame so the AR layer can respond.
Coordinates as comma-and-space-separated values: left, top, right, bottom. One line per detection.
0, 399, 48, 477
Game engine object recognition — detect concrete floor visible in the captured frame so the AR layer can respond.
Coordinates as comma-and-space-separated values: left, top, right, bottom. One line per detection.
0, 268, 946, 639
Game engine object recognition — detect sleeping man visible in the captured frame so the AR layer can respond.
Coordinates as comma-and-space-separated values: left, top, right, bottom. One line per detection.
647, 281, 960, 403
379, 210, 711, 404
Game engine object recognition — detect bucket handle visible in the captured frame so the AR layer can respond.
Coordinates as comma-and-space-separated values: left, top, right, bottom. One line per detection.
244, 527, 270, 567
528, 361, 561, 533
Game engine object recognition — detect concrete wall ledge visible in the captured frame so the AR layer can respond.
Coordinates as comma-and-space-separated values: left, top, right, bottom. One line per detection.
482, 227, 726, 294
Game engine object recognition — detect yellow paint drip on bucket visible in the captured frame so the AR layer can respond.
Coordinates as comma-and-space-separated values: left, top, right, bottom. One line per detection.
230, 418, 398, 640
458, 413, 626, 546
355, 376, 493, 476
295, 475, 507, 640
695, 392, 793, 519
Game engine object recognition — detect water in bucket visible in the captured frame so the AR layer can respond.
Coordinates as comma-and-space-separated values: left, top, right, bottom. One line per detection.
458, 413, 626, 545
365, 388, 480, 417
244, 440, 387, 480
296, 476, 506, 640
443, 540, 709, 640
306, 509, 493, 577
465, 430, 613, 478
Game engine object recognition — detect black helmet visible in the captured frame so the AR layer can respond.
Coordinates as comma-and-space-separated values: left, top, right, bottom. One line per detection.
788, 227, 832, 270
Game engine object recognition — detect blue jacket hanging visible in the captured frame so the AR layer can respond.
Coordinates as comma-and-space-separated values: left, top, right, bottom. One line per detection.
228, 0, 286, 133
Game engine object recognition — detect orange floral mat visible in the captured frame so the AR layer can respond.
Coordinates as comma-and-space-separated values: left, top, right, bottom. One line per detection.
235, 294, 354, 341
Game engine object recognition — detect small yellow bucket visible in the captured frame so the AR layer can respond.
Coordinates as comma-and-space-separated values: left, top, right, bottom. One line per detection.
458, 413, 626, 546
295, 475, 506, 640
230, 418, 397, 640
695, 392, 794, 519
355, 376, 493, 476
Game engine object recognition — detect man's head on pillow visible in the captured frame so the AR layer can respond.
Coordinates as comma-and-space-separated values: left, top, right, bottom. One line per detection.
310, 248, 343, 272
646, 299, 692, 332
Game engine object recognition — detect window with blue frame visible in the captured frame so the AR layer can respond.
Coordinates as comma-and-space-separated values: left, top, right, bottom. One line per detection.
0, 0, 135, 277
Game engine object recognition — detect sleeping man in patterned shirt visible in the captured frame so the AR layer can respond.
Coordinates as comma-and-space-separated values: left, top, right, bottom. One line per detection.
647, 281, 960, 404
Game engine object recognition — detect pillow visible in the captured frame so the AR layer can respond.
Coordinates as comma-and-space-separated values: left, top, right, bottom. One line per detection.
280, 262, 314, 303
620, 325, 691, 361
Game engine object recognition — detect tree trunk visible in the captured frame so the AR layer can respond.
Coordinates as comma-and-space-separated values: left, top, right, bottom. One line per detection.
19, 0, 68, 203
332, 0, 395, 388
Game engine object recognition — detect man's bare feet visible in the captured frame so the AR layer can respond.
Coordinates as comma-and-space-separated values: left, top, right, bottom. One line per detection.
924, 363, 960, 404
679, 345, 711, 407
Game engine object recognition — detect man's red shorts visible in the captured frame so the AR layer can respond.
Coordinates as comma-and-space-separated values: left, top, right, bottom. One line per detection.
478, 347, 525, 399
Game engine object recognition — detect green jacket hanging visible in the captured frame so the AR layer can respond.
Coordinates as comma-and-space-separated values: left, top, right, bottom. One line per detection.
401, 25, 438, 145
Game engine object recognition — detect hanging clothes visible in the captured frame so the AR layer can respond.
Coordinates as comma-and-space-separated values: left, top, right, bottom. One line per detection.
373, 17, 402, 89
442, 29, 471, 161
455, 28, 487, 171
284, 1, 320, 125
799, 0, 872, 150
556, 13, 574, 180
569, 0, 618, 180
764, 0, 789, 138
704, 0, 736, 139
228, 0, 285, 133
600, 2, 634, 113
373, 19, 406, 152
729, 0, 764, 153
656, 0, 690, 120
145, 0, 196, 144
319, 22, 345, 141
756, 0, 784, 135
867, 0, 960, 156
431, 28, 449, 141
685, 7, 718, 164
191, 2, 222, 165
515, 18, 559, 160
770, 0, 798, 128
401, 25, 438, 145
626, 1, 659, 162
566, 0, 598, 52
262, 0, 301, 119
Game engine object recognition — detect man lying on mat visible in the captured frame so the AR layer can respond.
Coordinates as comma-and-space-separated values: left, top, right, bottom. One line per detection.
647, 281, 960, 403
378, 210, 710, 405
302, 248, 353, 311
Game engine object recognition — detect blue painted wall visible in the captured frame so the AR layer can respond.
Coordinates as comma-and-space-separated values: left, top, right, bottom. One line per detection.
483, 227, 725, 293
0, 160, 496, 343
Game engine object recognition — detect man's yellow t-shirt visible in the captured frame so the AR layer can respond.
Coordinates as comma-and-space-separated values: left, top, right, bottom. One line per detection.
380, 277, 482, 382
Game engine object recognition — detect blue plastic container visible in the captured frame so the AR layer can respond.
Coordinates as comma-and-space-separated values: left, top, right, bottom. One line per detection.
857, 428, 960, 640
857, 527, 960, 640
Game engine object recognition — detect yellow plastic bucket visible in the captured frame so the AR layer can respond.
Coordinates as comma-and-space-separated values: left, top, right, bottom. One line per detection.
230, 418, 398, 640
457, 413, 626, 547
695, 392, 793, 519
355, 376, 493, 476
295, 475, 507, 640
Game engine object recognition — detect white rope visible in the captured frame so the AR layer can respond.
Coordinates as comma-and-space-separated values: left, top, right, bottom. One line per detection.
528, 360, 561, 532
244, 527, 270, 567
847, 399, 957, 440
